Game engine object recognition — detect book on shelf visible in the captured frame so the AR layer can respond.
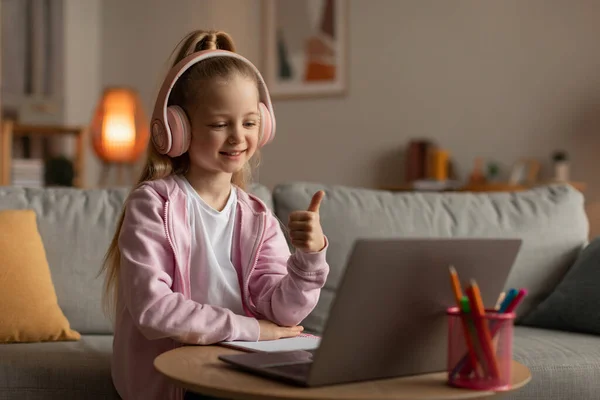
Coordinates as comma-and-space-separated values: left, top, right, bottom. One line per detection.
11, 158, 44, 187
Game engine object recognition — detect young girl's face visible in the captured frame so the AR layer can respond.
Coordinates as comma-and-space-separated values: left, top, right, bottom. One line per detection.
187, 74, 260, 178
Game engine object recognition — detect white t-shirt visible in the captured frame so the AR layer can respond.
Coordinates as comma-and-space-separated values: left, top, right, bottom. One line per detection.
175, 175, 245, 316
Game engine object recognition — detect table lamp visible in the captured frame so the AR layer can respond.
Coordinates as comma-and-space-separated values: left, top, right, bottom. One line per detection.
89, 87, 149, 186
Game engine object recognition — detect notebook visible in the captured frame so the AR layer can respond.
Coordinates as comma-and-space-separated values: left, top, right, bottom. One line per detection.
220, 333, 320, 353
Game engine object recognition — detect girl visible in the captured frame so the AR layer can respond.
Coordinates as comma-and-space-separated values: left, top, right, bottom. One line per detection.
100, 30, 330, 400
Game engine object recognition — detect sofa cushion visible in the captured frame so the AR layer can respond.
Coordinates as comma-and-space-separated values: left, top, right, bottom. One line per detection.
510, 326, 600, 400
272, 183, 588, 334
520, 237, 600, 334
0, 209, 80, 343
0, 335, 119, 400
0, 186, 130, 335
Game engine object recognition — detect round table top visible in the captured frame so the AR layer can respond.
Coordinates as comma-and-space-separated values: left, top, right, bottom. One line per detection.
154, 345, 531, 400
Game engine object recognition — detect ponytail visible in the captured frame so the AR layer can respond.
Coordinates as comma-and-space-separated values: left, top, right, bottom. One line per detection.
171, 30, 236, 66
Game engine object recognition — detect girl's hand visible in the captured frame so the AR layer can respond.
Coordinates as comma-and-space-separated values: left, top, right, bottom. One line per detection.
288, 191, 326, 253
258, 320, 304, 341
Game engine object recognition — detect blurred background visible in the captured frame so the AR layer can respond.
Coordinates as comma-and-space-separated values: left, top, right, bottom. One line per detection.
2, 0, 600, 232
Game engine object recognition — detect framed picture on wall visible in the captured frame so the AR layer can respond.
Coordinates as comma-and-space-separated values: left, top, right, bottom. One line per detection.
262, 0, 348, 99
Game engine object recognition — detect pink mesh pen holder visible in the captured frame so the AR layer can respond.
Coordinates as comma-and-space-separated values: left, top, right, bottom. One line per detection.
446, 307, 515, 391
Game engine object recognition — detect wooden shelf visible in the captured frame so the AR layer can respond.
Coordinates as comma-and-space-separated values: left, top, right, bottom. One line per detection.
0, 120, 87, 188
381, 181, 587, 193
459, 181, 586, 192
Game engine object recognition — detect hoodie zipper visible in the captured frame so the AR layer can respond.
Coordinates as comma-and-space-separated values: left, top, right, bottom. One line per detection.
243, 213, 266, 315
164, 198, 188, 400
163, 200, 188, 298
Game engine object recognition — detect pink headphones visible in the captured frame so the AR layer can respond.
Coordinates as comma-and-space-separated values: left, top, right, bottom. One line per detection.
150, 49, 276, 157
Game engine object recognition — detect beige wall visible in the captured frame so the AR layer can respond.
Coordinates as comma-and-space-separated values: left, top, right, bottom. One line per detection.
100, 0, 600, 204
101, 0, 261, 120
63, 0, 102, 188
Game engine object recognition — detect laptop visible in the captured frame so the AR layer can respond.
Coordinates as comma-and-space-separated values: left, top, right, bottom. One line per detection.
219, 238, 522, 387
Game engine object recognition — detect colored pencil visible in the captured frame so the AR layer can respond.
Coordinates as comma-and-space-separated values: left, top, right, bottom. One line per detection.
503, 289, 528, 314
459, 296, 485, 378
465, 280, 500, 379
498, 288, 519, 313
494, 292, 506, 310
448, 266, 463, 305
454, 288, 528, 376
448, 266, 480, 378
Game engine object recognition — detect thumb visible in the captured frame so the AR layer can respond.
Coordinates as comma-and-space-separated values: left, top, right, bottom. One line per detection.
307, 190, 325, 213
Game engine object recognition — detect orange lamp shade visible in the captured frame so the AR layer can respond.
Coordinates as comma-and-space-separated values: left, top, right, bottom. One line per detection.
90, 87, 149, 164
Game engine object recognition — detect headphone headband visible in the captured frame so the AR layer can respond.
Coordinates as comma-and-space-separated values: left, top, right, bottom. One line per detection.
150, 49, 276, 153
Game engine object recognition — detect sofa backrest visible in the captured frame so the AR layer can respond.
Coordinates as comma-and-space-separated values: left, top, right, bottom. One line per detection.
272, 183, 589, 334
0, 183, 272, 335
0, 182, 588, 336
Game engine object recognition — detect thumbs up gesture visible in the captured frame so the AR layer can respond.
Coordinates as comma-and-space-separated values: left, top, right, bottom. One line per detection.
288, 191, 326, 253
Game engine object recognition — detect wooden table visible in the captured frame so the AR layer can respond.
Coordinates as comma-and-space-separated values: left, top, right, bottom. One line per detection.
154, 346, 531, 400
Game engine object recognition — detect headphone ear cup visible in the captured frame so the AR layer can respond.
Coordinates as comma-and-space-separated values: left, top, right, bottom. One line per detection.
151, 119, 171, 155
166, 105, 191, 157
258, 102, 273, 148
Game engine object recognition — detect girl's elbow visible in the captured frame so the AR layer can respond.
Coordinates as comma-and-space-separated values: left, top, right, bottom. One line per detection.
272, 310, 307, 327
136, 321, 168, 341
135, 310, 173, 341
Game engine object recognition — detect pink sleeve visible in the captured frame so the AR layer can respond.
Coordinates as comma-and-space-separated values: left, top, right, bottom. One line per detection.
118, 186, 260, 344
248, 211, 330, 327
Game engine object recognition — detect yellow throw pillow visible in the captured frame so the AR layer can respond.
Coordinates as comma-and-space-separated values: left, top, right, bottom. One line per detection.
0, 209, 80, 342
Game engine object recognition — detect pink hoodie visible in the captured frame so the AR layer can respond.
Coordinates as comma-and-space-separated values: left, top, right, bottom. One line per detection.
111, 176, 329, 400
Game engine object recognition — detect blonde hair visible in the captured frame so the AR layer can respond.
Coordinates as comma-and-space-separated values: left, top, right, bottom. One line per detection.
99, 29, 263, 318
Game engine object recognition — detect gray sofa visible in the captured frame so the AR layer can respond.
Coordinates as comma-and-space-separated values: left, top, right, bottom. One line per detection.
0, 182, 597, 399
